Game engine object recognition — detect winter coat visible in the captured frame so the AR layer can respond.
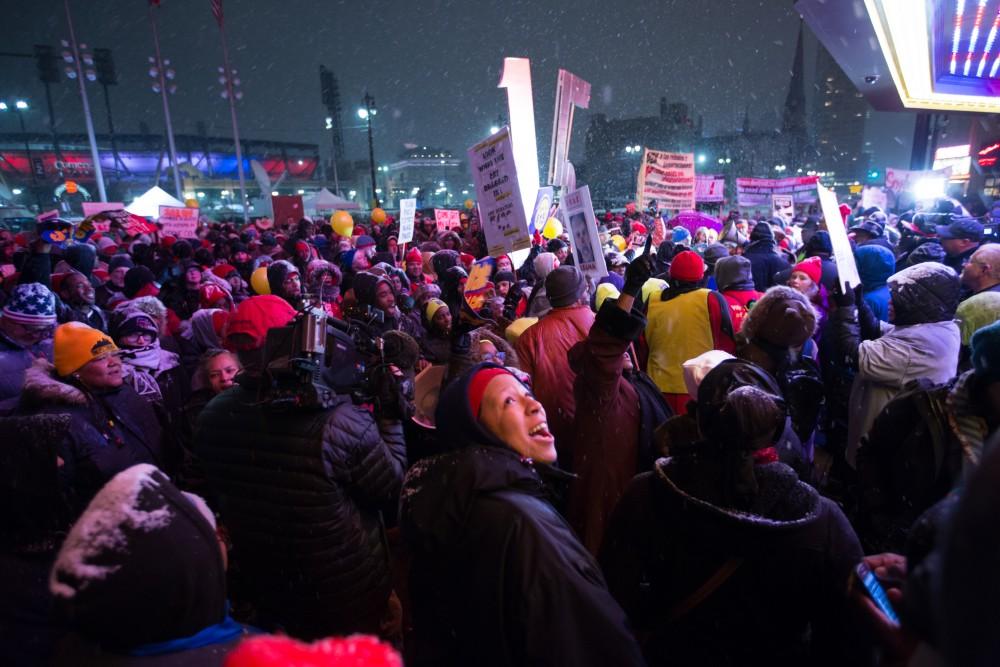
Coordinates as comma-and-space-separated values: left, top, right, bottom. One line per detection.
195, 378, 405, 640
0, 330, 52, 406
600, 459, 865, 666
400, 446, 645, 667
17, 359, 165, 512
514, 304, 595, 466
58, 303, 109, 333
855, 245, 896, 323
744, 239, 790, 292
567, 301, 670, 555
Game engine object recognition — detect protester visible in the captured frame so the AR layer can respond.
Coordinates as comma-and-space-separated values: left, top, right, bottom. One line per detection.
959, 243, 1000, 296
938, 216, 985, 275
743, 221, 789, 291
715, 255, 763, 332
855, 244, 896, 322
0, 282, 56, 405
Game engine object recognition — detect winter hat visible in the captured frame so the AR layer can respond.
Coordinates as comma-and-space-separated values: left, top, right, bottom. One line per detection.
682, 349, 736, 399
715, 255, 755, 292
740, 285, 818, 348
355, 235, 376, 251
96, 236, 119, 256
595, 282, 621, 311
223, 634, 403, 667
532, 252, 559, 280
211, 263, 238, 280
804, 230, 833, 256
971, 319, 1000, 381
405, 247, 423, 264
672, 227, 691, 245
546, 265, 586, 307
353, 271, 392, 308
546, 238, 568, 254
631, 222, 648, 235
791, 256, 822, 286
958, 292, 1000, 347
669, 250, 705, 283
888, 262, 960, 325
642, 278, 669, 304
493, 270, 516, 284
49, 464, 227, 651
123, 266, 158, 299
2, 282, 57, 326
424, 298, 448, 326
259, 233, 277, 249
855, 245, 896, 290
431, 249, 460, 277
108, 255, 135, 273
696, 359, 786, 447
110, 307, 159, 343
605, 252, 628, 268
906, 242, 947, 267
266, 260, 299, 295
750, 221, 774, 243
504, 317, 538, 344
225, 295, 297, 351
702, 243, 729, 269
200, 283, 230, 308
468, 365, 517, 420
53, 322, 119, 376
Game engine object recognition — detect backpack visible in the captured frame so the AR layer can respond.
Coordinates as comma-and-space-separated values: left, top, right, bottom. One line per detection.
855, 378, 960, 553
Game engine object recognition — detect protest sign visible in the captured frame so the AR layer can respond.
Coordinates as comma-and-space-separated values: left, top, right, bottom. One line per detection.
271, 195, 303, 226
529, 186, 554, 235
736, 176, 818, 207
548, 69, 590, 188
884, 166, 952, 193
467, 126, 532, 257
772, 194, 794, 225
861, 186, 888, 211
82, 201, 124, 231
817, 182, 860, 292
695, 175, 726, 203
159, 205, 199, 239
434, 209, 461, 231
637, 150, 695, 211
562, 185, 608, 280
398, 198, 416, 244
464, 256, 496, 311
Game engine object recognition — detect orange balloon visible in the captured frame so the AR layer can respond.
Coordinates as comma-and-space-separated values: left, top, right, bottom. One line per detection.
371, 207, 386, 224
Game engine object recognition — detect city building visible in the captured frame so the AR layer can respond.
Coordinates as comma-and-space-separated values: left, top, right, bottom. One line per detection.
383, 146, 468, 209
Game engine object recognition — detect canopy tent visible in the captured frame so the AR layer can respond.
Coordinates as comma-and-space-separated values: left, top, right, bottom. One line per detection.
125, 186, 185, 218
304, 188, 360, 212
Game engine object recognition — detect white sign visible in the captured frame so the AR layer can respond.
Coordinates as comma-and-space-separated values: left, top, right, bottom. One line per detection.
530, 186, 554, 235
637, 149, 696, 211
737, 176, 819, 207
434, 209, 461, 231
498, 57, 539, 269
817, 182, 860, 292
861, 186, 888, 211
562, 185, 608, 281
398, 198, 416, 244
548, 69, 591, 187
695, 175, 726, 203
468, 126, 532, 257
772, 194, 794, 225
158, 205, 199, 239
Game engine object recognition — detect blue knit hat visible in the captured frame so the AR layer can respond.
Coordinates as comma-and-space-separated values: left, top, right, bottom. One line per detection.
971, 319, 1000, 382
2, 282, 57, 326
672, 227, 691, 245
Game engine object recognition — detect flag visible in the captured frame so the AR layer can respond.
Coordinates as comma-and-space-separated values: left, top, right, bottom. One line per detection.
209, 0, 223, 26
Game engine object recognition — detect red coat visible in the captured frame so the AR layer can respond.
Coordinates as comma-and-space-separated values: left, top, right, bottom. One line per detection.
515, 305, 595, 464
721, 288, 764, 334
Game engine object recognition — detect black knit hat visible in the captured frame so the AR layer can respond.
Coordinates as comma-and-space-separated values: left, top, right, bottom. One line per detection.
123, 266, 157, 298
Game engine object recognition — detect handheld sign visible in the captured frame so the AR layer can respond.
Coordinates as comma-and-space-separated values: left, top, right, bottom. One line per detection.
817, 182, 861, 291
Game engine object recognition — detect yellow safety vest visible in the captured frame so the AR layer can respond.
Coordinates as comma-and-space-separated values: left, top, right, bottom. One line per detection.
645, 288, 714, 394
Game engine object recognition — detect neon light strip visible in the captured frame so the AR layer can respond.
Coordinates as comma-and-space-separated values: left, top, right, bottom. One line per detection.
976, 6, 1000, 75
953, 0, 967, 74
965, 0, 987, 76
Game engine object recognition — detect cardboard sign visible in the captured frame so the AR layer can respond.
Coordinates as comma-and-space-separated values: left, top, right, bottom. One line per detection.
159, 205, 199, 239
124, 213, 157, 236
398, 198, 416, 244
464, 256, 496, 311
562, 185, 608, 280
737, 176, 818, 207
547, 68, 591, 187
637, 150, 695, 211
529, 186, 554, 235
467, 126, 532, 257
817, 182, 860, 292
434, 209, 461, 231
772, 194, 794, 225
82, 202, 125, 218
271, 195, 304, 227
695, 175, 726, 203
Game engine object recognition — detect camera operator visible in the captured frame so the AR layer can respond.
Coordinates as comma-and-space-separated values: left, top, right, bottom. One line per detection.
194, 294, 412, 641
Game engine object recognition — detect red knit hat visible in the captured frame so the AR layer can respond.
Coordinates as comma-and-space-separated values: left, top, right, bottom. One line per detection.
405, 247, 423, 264
669, 250, 705, 283
211, 263, 238, 279
200, 283, 229, 308
632, 222, 648, 235
223, 634, 402, 667
792, 256, 822, 285
224, 295, 296, 351
468, 367, 512, 418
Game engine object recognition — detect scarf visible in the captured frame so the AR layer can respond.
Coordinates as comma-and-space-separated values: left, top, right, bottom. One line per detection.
118, 343, 180, 401
126, 610, 252, 657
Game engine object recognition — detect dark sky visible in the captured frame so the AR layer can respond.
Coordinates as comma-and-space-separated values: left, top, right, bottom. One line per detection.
1, 0, 911, 169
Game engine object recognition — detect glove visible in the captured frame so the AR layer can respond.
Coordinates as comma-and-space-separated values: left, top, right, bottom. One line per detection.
623, 235, 654, 297
832, 282, 857, 308
372, 365, 413, 422
502, 282, 524, 321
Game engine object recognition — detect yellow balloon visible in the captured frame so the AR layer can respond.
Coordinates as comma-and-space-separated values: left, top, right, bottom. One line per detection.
184, 198, 199, 208
250, 266, 271, 295
464, 198, 475, 210
370, 207, 386, 224
330, 210, 354, 238
611, 234, 627, 252
541, 217, 563, 240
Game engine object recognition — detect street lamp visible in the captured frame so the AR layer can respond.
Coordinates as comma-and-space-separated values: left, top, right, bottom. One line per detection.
489, 125, 500, 134
697, 153, 706, 164
358, 92, 379, 208
146, 0, 183, 200
2, 99, 43, 209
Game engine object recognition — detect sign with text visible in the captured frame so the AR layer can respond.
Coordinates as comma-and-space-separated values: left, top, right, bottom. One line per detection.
529, 186, 554, 235
637, 149, 695, 211
547, 69, 591, 187
398, 198, 416, 244
81, 202, 124, 233
817, 182, 860, 292
159, 205, 199, 239
468, 126, 532, 257
434, 208, 461, 231
736, 176, 819, 207
695, 175, 726, 203
772, 194, 794, 225
562, 185, 608, 280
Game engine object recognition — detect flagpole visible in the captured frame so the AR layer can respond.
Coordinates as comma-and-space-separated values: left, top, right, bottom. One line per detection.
216, 9, 249, 226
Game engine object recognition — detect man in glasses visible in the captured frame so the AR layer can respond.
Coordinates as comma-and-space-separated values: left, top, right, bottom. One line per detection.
0, 282, 56, 405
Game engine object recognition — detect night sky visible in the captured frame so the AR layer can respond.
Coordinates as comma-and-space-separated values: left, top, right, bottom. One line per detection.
1, 0, 912, 171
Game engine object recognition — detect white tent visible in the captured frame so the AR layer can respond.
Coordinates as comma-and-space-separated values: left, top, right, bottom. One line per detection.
304, 188, 360, 212
125, 186, 185, 218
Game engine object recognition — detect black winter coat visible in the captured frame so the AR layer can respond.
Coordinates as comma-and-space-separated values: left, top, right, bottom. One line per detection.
400, 445, 645, 667
743, 240, 791, 292
601, 459, 866, 667
195, 378, 406, 640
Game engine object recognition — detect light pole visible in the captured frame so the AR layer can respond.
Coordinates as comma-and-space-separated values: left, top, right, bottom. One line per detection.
62, 0, 107, 202
215, 17, 248, 225
2, 100, 42, 209
358, 92, 378, 209
146, 1, 183, 200
324, 116, 341, 196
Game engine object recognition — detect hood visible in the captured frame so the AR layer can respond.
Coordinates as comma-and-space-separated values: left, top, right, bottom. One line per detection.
49, 464, 227, 650
855, 244, 896, 290
803, 230, 833, 257
20, 357, 87, 409
750, 221, 774, 243
888, 262, 960, 325
400, 445, 546, 553
266, 259, 298, 296
431, 249, 460, 277
739, 285, 818, 348
434, 362, 512, 452
715, 255, 755, 292
352, 271, 391, 308
654, 458, 822, 531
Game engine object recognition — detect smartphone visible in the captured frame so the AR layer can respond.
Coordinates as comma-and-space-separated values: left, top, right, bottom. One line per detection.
855, 562, 899, 624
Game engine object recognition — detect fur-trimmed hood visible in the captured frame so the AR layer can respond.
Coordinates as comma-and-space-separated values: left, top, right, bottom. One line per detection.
740, 285, 818, 348
20, 357, 87, 409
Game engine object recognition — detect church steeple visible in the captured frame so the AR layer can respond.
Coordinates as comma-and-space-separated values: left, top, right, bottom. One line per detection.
782, 19, 808, 136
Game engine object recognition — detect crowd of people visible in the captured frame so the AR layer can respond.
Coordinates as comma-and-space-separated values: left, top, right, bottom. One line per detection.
1, 196, 999, 666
